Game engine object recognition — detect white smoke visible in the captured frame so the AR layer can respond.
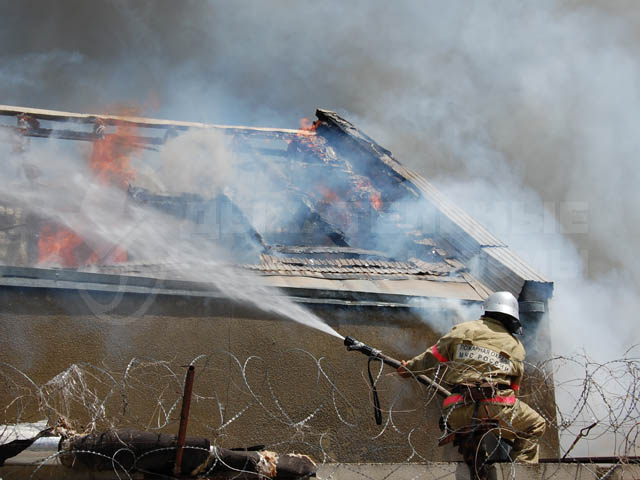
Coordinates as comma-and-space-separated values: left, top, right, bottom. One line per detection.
150, 129, 234, 197
0, 135, 342, 340
2, 0, 639, 456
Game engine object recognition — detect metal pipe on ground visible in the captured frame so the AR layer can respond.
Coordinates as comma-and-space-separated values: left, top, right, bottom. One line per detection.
2, 436, 61, 466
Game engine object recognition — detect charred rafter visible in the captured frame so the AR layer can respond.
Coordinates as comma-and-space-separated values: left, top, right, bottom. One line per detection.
0, 124, 163, 150
232, 145, 351, 249
127, 186, 268, 257
0, 104, 311, 141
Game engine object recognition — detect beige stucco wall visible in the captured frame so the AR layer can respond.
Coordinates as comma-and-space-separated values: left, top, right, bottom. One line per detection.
0, 285, 558, 463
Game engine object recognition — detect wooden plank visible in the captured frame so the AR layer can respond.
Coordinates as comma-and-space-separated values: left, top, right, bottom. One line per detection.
0, 126, 295, 152
0, 104, 313, 136
0, 124, 163, 146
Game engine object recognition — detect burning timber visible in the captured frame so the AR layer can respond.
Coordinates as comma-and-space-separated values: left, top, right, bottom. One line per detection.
0, 104, 557, 466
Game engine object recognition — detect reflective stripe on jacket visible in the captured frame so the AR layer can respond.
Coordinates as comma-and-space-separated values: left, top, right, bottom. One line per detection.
442, 393, 517, 408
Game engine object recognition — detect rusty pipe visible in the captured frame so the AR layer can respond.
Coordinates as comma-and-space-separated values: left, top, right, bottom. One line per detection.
173, 365, 195, 476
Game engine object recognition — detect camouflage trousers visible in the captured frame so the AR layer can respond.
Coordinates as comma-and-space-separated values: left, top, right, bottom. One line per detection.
443, 398, 546, 463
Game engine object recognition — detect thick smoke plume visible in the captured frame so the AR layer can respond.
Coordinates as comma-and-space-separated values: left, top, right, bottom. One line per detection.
0, 134, 342, 340
2, 0, 639, 455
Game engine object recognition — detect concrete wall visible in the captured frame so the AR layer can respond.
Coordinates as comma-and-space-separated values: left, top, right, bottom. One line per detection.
0, 284, 558, 463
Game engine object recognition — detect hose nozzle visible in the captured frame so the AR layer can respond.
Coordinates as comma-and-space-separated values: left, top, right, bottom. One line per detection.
344, 336, 381, 357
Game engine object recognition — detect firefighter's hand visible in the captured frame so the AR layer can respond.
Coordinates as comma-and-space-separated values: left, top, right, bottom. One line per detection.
397, 360, 411, 378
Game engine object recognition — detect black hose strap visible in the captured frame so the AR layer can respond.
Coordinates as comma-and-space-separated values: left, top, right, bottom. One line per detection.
367, 356, 383, 425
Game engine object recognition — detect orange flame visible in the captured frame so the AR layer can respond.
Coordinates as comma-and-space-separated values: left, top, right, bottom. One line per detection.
319, 186, 340, 204
37, 224, 128, 267
37, 106, 140, 267
370, 192, 382, 211
90, 137, 136, 189
287, 117, 319, 146
353, 177, 383, 211
37, 224, 86, 267
90, 107, 140, 189
299, 117, 319, 132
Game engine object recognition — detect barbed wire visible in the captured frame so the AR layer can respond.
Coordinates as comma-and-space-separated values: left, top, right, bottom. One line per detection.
1, 347, 639, 478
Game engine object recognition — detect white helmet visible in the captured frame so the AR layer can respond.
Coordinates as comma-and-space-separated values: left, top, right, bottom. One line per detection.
484, 291, 520, 322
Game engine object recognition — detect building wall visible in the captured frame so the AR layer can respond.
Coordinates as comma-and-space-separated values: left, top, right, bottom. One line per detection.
0, 285, 558, 462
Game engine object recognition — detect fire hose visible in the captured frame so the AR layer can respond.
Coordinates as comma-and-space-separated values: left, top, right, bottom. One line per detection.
344, 336, 452, 424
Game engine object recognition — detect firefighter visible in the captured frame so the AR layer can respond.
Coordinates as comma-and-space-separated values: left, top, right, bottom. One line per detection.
398, 291, 546, 463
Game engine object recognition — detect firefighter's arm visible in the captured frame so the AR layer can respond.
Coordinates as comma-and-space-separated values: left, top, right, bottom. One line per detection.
399, 327, 462, 376
429, 325, 466, 364
400, 349, 433, 376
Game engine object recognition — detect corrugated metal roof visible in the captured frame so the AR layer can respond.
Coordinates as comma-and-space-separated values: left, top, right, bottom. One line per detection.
315, 109, 552, 298
461, 272, 494, 299
479, 246, 549, 296
483, 246, 547, 283
244, 254, 460, 278
379, 161, 506, 248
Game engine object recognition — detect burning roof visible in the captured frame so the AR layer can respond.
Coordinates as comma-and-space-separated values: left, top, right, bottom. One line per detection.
0, 104, 551, 305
